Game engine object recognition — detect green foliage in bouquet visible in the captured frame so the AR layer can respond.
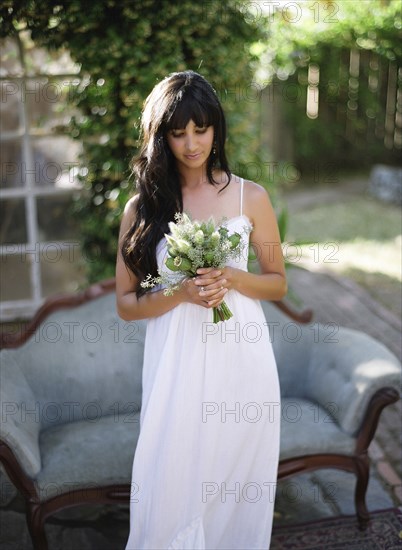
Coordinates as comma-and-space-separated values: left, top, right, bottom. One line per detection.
141, 213, 249, 323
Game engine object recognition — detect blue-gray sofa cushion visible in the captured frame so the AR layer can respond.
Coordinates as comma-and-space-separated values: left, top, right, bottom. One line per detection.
35, 413, 140, 501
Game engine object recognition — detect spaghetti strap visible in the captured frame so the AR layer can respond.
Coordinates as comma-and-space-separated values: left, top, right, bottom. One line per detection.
239, 177, 244, 216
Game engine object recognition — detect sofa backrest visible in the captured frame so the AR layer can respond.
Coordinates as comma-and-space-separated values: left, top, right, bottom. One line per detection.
260, 300, 313, 398
3, 292, 146, 431
0, 353, 42, 476
3, 291, 316, 432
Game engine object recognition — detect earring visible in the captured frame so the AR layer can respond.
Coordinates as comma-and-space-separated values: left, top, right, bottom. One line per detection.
210, 144, 217, 166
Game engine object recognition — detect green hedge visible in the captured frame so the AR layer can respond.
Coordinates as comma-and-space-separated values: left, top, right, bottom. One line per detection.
1, 0, 271, 282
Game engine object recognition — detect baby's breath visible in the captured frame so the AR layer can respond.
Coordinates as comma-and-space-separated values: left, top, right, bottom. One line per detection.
140, 212, 249, 322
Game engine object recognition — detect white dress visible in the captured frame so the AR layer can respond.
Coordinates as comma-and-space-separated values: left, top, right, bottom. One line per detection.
125, 178, 281, 550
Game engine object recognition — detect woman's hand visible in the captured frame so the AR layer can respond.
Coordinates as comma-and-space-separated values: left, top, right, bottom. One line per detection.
193, 266, 239, 308
178, 267, 230, 309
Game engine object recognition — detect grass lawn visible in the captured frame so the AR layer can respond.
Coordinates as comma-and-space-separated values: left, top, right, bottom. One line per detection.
283, 192, 402, 319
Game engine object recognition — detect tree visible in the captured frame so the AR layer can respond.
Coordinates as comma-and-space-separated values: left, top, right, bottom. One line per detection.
1, 0, 267, 281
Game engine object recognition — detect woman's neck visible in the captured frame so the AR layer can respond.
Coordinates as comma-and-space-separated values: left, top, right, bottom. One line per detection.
177, 166, 227, 189
177, 165, 208, 189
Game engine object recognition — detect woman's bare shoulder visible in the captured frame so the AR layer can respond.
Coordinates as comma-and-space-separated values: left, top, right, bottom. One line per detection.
122, 194, 140, 224
244, 178, 270, 197
119, 194, 139, 236
124, 193, 139, 214
234, 176, 274, 225
232, 174, 271, 204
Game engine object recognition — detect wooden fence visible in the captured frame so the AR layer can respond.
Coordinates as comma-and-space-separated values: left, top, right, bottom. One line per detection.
262, 47, 401, 173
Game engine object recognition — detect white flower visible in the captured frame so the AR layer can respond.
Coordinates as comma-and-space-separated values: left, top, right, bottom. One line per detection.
194, 230, 205, 245
181, 212, 192, 224
168, 222, 180, 238
165, 234, 177, 249
175, 238, 191, 254
210, 231, 220, 245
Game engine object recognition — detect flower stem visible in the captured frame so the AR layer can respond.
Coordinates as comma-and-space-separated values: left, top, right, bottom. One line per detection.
213, 300, 233, 323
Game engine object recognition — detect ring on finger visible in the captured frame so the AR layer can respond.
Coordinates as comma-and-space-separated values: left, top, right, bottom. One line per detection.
201, 286, 205, 292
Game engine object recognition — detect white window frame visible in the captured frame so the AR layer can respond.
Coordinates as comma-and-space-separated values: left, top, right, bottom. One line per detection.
0, 34, 82, 321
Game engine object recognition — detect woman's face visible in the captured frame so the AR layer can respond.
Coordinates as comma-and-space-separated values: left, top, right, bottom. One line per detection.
166, 119, 214, 171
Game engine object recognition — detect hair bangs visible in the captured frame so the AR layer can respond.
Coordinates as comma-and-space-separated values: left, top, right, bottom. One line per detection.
165, 90, 216, 131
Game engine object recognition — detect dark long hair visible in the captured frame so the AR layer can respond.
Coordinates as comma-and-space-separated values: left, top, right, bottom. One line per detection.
121, 70, 231, 297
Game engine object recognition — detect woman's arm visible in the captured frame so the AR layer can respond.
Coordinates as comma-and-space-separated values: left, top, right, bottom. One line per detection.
116, 197, 183, 320
195, 181, 287, 302
115, 197, 227, 321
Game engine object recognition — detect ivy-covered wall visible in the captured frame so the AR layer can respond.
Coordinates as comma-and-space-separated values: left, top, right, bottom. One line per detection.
1, 0, 268, 282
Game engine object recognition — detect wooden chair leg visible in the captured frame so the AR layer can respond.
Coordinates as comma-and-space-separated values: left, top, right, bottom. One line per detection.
355, 453, 370, 530
26, 502, 48, 550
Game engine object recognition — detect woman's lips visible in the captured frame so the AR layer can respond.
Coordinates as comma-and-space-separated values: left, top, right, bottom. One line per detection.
184, 153, 201, 160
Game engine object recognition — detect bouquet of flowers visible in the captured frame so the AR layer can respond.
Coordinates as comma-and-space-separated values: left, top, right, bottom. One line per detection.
141, 212, 247, 323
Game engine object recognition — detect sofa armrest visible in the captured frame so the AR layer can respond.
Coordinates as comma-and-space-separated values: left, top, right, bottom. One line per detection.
305, 326, 401, 436
0, 351, 41, 477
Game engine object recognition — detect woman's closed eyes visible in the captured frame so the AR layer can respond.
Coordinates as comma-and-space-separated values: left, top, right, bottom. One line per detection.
169, 127, 209, 138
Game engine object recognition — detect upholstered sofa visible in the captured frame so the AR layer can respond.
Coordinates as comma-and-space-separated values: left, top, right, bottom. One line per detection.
0, 279, 400, 550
